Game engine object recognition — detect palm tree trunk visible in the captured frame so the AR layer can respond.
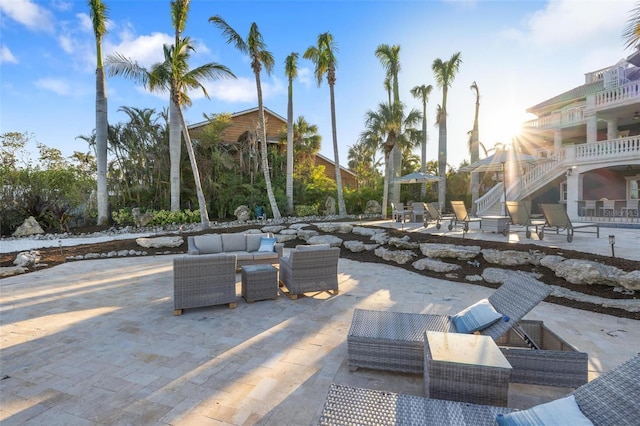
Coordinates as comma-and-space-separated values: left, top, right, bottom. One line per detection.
169, 100, 181, 211
176, 106, 210, 227
329, 81, 347, 216
438, 118, 447, 212
420, 101, 427, 198
96, 68, 109, 225
382, 152, 390, 220
256, 74, 281, 219
286, 81, 294, 215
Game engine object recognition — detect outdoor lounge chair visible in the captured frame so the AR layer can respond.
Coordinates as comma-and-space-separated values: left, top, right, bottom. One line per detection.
278, 244, 340, 299
539, 203, 600, 243
449, 200, 482, 233
319, 354, 640, 426
347, 275, 551, 375
424, 202, 454, 229
173, 253, 237, 315
505, 200, 545, 238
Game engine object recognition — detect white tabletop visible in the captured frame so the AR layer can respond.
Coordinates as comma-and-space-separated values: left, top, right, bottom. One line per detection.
425, 331, 512, 369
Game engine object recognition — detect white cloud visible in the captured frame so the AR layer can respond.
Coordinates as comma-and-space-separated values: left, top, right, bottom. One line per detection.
297, 67, 312, 88
0, 0, 55, 33
105, 29, 173, 68
198, 75, 286, 103
58, 34, 73, 54
1, 45, 18, 64
76, 12, 93, 34
503, 0, 635, 50
34, 78, 71, 95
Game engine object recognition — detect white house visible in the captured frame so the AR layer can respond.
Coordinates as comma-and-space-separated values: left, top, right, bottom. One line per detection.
476, 48, 640, 225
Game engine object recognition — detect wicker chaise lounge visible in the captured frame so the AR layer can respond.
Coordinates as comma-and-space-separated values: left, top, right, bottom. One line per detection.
319, 354, 640, 426
347, 276, 551, 375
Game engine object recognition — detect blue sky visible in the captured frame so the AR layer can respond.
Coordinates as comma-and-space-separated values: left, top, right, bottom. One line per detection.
0, 0, 636, 171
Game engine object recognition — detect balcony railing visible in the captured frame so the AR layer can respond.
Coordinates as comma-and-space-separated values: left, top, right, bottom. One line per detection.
572, 136, 640, 161
593, 81, 640, 108
523, 106, 586, 129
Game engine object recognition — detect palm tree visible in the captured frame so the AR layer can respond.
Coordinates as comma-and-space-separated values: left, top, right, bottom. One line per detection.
291, 116, 321, 180
469, 81, 480, 214
304, 32, 347, 217
88, 0, 109, 225
410, 83, 433, 198
376, 44, 402, 204
107, 37, 234, 226
210, 16, 281, 219
432, 52, 462, 211
624, 2, 640, 49
284, 52, 298, 215
363, 101, 421, 219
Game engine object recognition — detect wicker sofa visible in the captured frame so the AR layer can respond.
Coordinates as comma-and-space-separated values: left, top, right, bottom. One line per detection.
173, 253, 237, 315
187, 232, 284, 268
279, 244, 340, 299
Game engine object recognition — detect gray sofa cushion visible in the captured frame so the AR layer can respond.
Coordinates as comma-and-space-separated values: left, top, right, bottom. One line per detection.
295, 244, 331, 251
193, 234, 223, 253
225, 251, 253, 261
222, 233, 246, 252
252, 251, 279, 261
246, 234, 264, 252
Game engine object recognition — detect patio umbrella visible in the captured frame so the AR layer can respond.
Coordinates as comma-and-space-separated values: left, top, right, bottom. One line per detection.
393, 171, 441, 184
459, 148, 545, 215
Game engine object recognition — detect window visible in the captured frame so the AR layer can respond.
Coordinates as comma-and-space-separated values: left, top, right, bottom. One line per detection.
560, 181, 567, 202
629, 178, 639, 200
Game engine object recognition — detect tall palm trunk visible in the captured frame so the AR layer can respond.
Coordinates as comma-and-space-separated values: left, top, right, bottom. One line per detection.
382, 150, 391, 220
96, 66, 109, 225
328, 71, 347, 217
176, 105, 209, 226
420, 100, 427, 198
256, 73, 281, 218
286, 73, 294, 215
169, 100, 182, 211
438, 87, 448, 212
470, 82, 480, 214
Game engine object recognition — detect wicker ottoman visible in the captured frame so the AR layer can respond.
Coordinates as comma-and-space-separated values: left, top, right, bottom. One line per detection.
424, 331, 512, 407
241, 264, 278, 303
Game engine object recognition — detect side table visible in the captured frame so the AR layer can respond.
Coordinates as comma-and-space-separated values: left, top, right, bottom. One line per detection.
481, 215, 510, 236
424, 331, 512, 407
241, 264, 278, 303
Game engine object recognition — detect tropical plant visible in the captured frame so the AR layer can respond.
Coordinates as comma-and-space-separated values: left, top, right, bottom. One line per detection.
623, 2, 640, 49
284, 52, 298, 215
363, 101, 421, 218
375, 44, 402, 203
432, 52, 462, 211
209, 16, 282, 219
88, 0, 109, 225
469, 81, 480, 213
107, 27, 234, 227
410, 83, 433, 197
304, 32, 347, 216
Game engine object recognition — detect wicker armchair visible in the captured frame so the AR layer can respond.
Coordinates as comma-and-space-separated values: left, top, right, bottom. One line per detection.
278, 245, 340, 299
319, 354, 640, 425
173, 254, 237, 315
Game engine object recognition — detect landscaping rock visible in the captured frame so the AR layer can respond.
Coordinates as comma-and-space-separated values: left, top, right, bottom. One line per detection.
136, 236, 184, 249
370, 232, 389, 245
412, 257, 461, 273
234, 205, 251, 222
481, 249, 541, 266
352, 226, 383, 236
316, 223, 353, 233
374, 247, 415, 264
619, 270, 640, 291
482, 267, 541, 284
553, 259, 625, 286
296, 229, 319, 241
12, 216, 45, 237
389, 236, 419, 250
344, 240, 378, 252
13, 250, 41, 267
364, 200, 382, 214
540, 255, 565, 269
275, 234, 297, 243
0, 266, 27, 277
261, 225, 286, 234
307, 235, 343, 247
420, 243, 481, 260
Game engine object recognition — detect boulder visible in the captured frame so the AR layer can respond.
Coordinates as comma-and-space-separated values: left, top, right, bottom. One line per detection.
261, 225, 286, 234
352, 226, 383, 236
279, 229, 298, 235
307, 235, 343, 247
288, 223, 309, 230
481, 249, 541, 266
364, 200, 382, 214
234, 205, 251, 222
540, 255, 566, 270
374, 247, 415, 264
324, 197, 336, 216
344, 240, 378, 252
12, 216, 44, 237
132, 208, 154, 227
297, 229, 319, 241
136, 236, 184, 249
275, 234, 297, 243
316, 223, 353, 233
553, 259, 625, 286
412, 258, 461, 273
0, 266, 27, 277
619, 270, 640, 291
389, 236, 419, 250
13, 250, 41, 267
419, 243, 481, 260
370, 232, 389, 245
482, 267, 541, 284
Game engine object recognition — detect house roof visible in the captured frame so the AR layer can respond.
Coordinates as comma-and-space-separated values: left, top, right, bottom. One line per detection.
187, 106, 286, 130
526, 80, 604, 113
315, 152, 357, 177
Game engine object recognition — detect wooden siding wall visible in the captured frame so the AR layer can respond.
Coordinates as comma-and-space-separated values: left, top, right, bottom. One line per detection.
221, 110, 286, 143
315, 156, 357, 189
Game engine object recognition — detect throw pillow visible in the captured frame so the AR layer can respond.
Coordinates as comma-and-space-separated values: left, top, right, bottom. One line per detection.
258, 237, 277, 252
451, 298, 502, 334
496, 395, 593, 426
